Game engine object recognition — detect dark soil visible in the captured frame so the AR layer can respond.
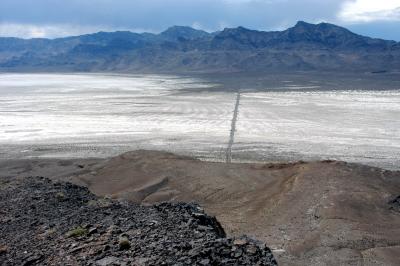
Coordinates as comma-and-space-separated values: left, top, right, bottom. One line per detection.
0, 176, 277, 266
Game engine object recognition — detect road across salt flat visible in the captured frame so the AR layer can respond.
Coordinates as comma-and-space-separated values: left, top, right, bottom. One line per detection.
0, 73, 399, 170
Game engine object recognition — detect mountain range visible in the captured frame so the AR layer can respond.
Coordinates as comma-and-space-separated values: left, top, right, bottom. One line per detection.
1, 21, 399, 73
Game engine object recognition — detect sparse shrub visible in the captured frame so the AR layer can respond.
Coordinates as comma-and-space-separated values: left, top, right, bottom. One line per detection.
55, 192, 66, 200
66, 226, 88, 238
118, 236, 131, 250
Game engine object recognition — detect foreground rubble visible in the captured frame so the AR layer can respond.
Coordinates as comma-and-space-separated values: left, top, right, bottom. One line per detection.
0, 176, 277, 265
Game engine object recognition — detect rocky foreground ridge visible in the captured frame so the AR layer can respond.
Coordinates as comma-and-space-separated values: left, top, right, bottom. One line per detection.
0, 176, 277, 266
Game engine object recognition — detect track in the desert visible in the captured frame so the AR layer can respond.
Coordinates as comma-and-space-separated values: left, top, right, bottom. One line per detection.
226, 91, 241, 163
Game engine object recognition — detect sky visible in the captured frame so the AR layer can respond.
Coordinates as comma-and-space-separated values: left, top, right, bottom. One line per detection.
0, 0, 399, 41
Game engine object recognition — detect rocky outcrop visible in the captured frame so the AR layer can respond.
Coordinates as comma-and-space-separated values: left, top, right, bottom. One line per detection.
389, 195, 400, 212
0, 176, 277, 265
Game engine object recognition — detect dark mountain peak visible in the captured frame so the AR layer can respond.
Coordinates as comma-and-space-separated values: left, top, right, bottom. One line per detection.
294, 21, 314, 28
280, 21, 370, 48
75, 30, 145, 44
235, 26, 251, 32
220, 26, 253, 34
317, 21, 342, 28
80, 31, 136, 38
291, 21, 349, 34
160, 26, 210, 41
163, 25, 195, 32
213, 21, 391, 51
216, 26, 265, 40
212, 26, 275, 50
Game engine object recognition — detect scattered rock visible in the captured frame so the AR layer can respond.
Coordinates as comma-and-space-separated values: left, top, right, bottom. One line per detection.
0, 245, 8, 255
95, 256, 119, 266
389, 195, 400, 212
246, 245, 258, 255
69, 244, 87, 254
0, 177, 277, 265
199, 258, 210, 265
88, 227, 98, 236
22, 254, 43, 266
234, 238, 248, 246
118, 236, 131, 250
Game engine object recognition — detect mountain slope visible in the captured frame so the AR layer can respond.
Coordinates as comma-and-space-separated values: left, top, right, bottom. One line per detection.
0, 21, 399, 73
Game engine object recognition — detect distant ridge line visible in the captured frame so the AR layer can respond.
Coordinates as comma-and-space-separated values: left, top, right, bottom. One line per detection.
0, 21, 399, 73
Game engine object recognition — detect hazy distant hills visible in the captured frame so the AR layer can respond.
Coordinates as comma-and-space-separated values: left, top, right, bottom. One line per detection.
1, 21, 399, 73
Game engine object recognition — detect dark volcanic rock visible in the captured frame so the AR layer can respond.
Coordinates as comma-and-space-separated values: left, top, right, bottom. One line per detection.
389, 195, 400, 212
0, 176, 277, 265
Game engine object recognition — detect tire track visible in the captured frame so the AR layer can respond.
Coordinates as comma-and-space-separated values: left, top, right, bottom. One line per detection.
226, 92, 241, 163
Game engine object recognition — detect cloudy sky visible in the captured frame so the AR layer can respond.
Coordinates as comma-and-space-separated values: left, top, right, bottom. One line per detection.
0, 0, 399, 40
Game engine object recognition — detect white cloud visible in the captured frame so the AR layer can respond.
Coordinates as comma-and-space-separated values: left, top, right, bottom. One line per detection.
0, 23, 155, 39
339, 0, 400, 22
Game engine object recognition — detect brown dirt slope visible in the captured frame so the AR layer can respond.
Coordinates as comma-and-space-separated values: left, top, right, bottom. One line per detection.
1, 150, 400, 265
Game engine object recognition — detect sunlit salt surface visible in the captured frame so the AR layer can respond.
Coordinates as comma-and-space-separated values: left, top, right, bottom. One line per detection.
0, 73, 399, 170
